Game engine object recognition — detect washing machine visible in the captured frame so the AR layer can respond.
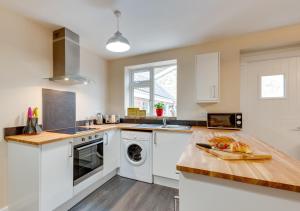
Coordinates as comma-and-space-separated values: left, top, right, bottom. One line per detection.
119, 131, 153, 183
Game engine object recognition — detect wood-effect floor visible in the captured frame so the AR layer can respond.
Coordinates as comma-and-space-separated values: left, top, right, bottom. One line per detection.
70, 176, 179, 211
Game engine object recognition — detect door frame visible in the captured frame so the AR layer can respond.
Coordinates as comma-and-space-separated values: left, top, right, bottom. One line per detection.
241, 45, 300, 64
240, 46, 300, 131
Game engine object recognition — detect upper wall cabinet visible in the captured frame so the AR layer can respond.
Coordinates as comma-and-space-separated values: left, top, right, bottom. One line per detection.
195, 52, 220, 103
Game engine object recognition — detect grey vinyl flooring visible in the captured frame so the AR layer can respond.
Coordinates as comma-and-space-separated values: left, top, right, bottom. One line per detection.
70, 176, 178, 211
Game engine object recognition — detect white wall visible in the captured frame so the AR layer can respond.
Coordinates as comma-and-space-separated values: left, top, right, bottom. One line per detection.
0, 7, 107, 208
107, 24, 300, 120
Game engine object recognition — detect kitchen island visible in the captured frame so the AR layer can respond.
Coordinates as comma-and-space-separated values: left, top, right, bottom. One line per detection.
176, 128, 300, 211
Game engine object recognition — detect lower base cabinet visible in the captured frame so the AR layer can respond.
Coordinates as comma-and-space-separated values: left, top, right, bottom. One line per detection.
8, 139, 73, 211
7, 129, 188, 210
103, 129, 121, 176
153, 131, 191, 180
8, 129, 122, 211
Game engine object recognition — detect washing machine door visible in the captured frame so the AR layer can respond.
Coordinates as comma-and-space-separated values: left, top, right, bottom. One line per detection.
126, 141, 147, 166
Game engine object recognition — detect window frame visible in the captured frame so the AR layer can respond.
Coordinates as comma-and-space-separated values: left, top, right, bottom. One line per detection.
128, 64, 177, 116
259, 73, 287, 100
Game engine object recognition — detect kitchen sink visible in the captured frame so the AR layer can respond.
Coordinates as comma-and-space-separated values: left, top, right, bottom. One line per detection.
161, 125, 191, 130
135, 124, 191, 130
135, 124, 163, 128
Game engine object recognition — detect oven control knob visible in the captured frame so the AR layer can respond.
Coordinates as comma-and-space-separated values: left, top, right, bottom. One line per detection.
237, 120, 242, 125
237, 115, 242, 119
82, 138, 85, 142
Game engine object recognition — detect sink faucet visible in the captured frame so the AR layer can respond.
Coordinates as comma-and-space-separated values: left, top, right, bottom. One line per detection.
163, 117, 167, 127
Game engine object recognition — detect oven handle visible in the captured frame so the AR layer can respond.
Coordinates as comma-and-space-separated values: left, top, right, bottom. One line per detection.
75, 140, 103, 151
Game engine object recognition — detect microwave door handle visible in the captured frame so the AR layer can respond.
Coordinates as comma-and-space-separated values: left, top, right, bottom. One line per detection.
76, 140, 103, 151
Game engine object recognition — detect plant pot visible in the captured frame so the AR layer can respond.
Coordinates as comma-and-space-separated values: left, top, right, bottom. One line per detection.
156, 108, 164, 117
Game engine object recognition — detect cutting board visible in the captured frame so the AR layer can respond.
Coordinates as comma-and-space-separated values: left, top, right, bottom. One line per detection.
196, 144, 272, 160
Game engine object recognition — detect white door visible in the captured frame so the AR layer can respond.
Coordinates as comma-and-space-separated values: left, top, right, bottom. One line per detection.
153, 131, 191, 180
103, 129, 120, 176
241, 50, 300, 159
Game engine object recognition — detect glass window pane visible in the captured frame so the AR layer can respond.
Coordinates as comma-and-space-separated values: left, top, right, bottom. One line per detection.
133, 71, 150, 82
133, 87, 150, 114
261, 74, 285, 98
154, 65, 177, 117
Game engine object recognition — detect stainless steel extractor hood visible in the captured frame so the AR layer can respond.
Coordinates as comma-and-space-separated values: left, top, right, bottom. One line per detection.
49, 28, 89, 85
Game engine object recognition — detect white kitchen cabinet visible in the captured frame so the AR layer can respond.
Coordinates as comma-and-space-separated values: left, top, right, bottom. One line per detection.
8, 139, 73, 211
40, 139, 73, 211
153, 131, 191, 180
103, 129, 120, 176
195, 52, 220, 103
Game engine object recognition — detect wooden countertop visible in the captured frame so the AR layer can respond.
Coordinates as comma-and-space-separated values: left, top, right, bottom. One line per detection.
176, 127, 300, 193
5, 123, 192, 145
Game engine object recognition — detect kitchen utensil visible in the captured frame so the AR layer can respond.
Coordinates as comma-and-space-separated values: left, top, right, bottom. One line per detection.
104, 114, 120, 124
96, 113, 104, 125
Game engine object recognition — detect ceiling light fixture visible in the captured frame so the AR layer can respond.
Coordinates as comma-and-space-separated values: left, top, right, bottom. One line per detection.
106, 10, 130, 53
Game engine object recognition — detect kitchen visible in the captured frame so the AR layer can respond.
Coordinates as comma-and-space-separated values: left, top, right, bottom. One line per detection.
1, 1, 300, 211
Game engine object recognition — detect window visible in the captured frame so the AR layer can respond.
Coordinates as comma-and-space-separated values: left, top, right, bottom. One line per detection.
260, 74, 285, 98
128, 61, 177, 117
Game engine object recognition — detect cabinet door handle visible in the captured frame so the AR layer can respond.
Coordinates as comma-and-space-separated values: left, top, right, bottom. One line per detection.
69, 140, 73, 158
174, 196, 179, 211
213, 85, 216, 98
154, 132, 157, 144
212, 85, 217, 98
104, 132, 109, 145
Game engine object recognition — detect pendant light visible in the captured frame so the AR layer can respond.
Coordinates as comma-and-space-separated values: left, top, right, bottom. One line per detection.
106, 10, 130, 53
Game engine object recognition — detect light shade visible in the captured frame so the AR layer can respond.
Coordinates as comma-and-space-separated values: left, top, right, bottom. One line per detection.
106, 31, 130, 53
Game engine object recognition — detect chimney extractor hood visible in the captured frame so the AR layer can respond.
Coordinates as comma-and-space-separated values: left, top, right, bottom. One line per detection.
49, 28, 89, 85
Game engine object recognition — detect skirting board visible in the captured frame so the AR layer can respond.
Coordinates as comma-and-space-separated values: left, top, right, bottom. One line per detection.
154, 175, 179, 189
0, 206, 8, 211
54, 169, 117, 211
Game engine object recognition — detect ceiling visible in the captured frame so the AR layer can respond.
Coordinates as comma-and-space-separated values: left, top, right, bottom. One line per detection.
1, 0, 300, 59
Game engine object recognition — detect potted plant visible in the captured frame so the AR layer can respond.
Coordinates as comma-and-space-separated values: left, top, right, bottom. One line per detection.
154, 102, 165, 117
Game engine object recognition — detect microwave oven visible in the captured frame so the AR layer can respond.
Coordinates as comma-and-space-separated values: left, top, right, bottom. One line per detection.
207, 113, 242, 130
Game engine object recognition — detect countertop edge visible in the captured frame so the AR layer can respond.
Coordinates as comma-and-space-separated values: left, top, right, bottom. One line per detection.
5, 124, 193, 145
176, 164, 300, 193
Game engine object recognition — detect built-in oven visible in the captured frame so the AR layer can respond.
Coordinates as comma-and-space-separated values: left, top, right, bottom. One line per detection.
73, 133, 103, 186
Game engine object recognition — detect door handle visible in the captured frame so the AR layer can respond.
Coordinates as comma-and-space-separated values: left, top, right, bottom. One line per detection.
69, 140, 73, 158
213, 85, 216, 98
76, 140, 103, 150
104, 132, 109, 145
154, 132, 157, 144
210, 85, 213, 98
174, 196, 179, 211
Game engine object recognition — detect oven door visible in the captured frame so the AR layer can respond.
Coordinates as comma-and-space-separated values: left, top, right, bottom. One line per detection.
73, 138, 103, 185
